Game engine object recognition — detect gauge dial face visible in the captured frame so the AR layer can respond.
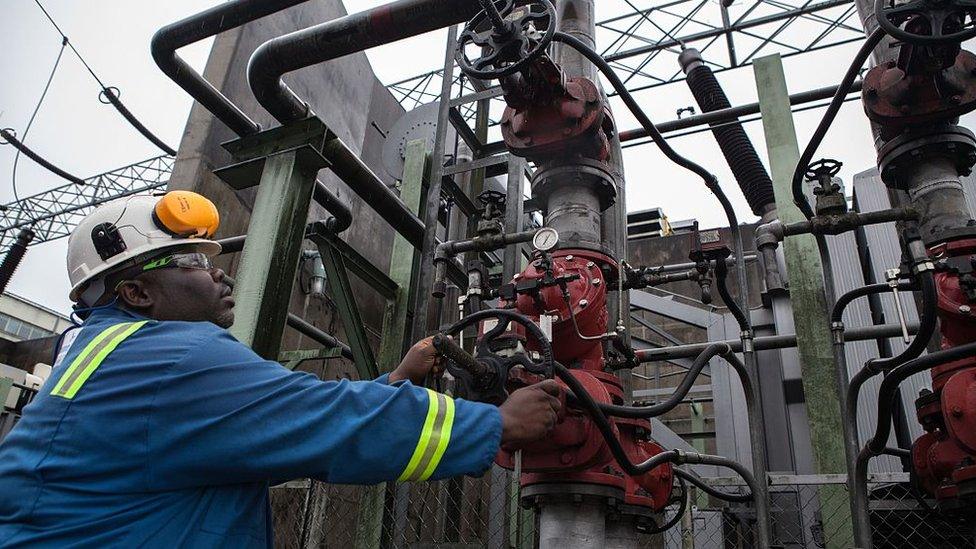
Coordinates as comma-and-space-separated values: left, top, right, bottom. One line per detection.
532, 227, 559, 252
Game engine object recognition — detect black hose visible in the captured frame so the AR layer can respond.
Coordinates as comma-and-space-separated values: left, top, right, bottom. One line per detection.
867, 341, 976, 455
0, 129, 86, 186
550, 33, 736, 226
442, 308, 757, 492
674, 467, 753, 503
870, 270, 937, 372
644, 474, 688, 535
596, 343, 729, 418
0, 228, 35, 294
790, 27, 886, 220
831, 281, 917, 324
715, 259, 748, 330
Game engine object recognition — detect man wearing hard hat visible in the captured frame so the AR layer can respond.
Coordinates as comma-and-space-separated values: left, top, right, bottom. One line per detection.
0, 191, 562, 547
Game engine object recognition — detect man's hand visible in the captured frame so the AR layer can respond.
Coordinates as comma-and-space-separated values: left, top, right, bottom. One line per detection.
388, 336, 445, 385
499, 380, 563, 449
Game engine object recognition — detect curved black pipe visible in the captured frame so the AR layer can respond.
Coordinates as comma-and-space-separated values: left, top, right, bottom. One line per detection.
791, 27, 886, 220
247, 0, 480, 123
867, 341, 976, 456
645, 474, 688, 534
679, 48, 774, 217
871, 270, 937, 372
831, 281, 917, 324
0, 228, 35, 294
715, 259, 748, 330
151, 0, 354, 233
0, 129, 86, 186
596, 343, 729, 418
674, 467, 752, 503
151, 0, 307, 137
99, 88, 177, 156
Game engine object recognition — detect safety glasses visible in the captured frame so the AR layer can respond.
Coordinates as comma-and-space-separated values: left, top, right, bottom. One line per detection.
140, 252, 213, 272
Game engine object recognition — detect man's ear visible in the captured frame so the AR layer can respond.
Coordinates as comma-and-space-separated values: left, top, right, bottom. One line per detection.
116, 279, 154, 311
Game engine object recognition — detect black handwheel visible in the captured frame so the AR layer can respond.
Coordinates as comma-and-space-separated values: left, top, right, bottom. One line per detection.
805, 158, 843, 181
875, 0, 976, 44
455, 0, 557, 80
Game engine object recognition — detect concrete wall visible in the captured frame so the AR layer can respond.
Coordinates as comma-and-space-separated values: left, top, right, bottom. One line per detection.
167, 1, 407, 377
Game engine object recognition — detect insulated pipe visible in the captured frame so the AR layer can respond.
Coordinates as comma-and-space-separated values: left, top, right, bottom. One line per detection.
246, 0, 480, 123
679, 48, 775, 217
0, 129, 86, 186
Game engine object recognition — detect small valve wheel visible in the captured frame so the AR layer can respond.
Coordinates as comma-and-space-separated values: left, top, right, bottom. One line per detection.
805, 158, 843, 181
875, 0, 976, 45
455, 0, 557, 80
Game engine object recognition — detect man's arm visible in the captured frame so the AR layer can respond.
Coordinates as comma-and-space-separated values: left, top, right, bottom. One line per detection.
146, 329, 500, 490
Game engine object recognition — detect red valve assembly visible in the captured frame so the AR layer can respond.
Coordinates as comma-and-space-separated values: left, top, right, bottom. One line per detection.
490, 250, 674, 518
912, 238, 976, 508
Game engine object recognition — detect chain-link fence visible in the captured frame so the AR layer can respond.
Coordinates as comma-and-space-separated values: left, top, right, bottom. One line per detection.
271, 472, 975, 548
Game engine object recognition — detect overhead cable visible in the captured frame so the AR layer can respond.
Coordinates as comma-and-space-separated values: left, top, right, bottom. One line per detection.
10, 36, 67, 203
31, 0, 177, 156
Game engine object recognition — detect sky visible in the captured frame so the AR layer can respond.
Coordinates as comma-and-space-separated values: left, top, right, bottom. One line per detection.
1, 0, 973, 316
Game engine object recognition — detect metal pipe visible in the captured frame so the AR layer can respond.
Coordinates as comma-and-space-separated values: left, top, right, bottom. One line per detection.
619, 80, 863, 142
151, 0, 306, 137
432, 229, 539, 297
246, 0, 479, 123
635, 322, 920, 362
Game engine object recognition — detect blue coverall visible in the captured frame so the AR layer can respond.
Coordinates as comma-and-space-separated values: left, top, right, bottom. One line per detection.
0, 307, 502, 547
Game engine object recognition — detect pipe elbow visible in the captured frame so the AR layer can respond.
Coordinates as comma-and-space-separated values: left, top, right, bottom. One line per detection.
247, 39, 311, 122
755, 220, 784, 248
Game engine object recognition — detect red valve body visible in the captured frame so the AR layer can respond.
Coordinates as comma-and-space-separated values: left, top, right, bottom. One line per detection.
493, 249, 674, 512
912, 238, 976, 505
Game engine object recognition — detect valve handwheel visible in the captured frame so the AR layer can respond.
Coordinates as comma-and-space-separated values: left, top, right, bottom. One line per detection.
875, 0, 976, 44
805, 158, 843, 181
456, 0, 557, 80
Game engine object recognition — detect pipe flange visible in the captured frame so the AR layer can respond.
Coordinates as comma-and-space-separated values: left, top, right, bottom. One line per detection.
531, 159, 617, 212
521, 481, 626, 508
878, 125, 976, 189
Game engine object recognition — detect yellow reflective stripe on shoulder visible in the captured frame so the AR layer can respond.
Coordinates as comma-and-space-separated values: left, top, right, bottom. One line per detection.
398, 388, 456, 482
50, 321, 148, 400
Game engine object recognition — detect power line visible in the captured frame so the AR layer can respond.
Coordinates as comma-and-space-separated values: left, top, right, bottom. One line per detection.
10, 35, 67, 203
29, 0, 177, 156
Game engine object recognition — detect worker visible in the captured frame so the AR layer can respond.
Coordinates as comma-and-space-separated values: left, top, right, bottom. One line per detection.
0, 192, 562, 547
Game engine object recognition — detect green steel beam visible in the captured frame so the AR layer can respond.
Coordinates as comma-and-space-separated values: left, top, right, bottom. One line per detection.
754, 54, 853, 547
224, 121, 327, 359
278, 348, 344, 371
354, 139, 428, 549
316, 240, 378, 380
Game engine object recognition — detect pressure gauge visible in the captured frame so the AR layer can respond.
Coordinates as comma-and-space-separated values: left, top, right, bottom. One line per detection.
532, 227, 559, 252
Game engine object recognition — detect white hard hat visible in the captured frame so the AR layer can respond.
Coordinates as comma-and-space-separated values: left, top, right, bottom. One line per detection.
67, 192, 222, 304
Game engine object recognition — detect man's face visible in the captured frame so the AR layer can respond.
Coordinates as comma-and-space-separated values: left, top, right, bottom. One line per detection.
119, 254, 235, 328
142, 266, 236, 328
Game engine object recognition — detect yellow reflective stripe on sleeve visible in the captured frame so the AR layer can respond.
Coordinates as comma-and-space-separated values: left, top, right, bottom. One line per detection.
50, 321, 148, 400
49, 323, 127, 396
398, 388, 456, 482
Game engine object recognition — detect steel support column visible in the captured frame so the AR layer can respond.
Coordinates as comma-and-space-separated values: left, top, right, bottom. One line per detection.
227, 145, 322, 359
754, 54, 854, 547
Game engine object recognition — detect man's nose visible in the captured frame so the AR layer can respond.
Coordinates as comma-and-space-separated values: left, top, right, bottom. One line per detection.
211, 267, 226, 283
